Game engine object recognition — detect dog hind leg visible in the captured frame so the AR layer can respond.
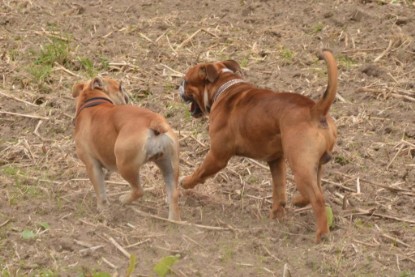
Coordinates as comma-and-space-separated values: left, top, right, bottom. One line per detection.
268, 158, 287, 219
155, 155, 180, 221
84, 160, 108, 210
287, 151, 328, 243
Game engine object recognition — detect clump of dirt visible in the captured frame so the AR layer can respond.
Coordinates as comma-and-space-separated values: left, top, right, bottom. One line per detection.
0, 0, 414, 276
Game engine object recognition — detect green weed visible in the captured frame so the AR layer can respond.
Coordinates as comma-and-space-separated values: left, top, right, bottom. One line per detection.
28, 38, 70, 83
28, 64, 53, 83
240, 57, 249, 68
78, 57, 97, 77
311, 22, 324, 33
35, 39, 70, 66
337, 55, 357, 70
334, 155, 349, 166
279, 47, 295, 64
1, 165, 19, 177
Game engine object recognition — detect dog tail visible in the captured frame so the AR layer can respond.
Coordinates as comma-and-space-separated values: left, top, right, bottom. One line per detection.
311, 49, 338, 120
149, 119, 169, 136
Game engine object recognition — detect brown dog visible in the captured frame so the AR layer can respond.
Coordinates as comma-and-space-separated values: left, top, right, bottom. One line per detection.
179, 50, 337, 242
72, 77, 180, 221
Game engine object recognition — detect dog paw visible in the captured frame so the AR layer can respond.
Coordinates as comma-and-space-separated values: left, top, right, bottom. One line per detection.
179, 176, 193, 189
119, 190, 143, 205
270, 206, 286, 220
96, 199, 109, 211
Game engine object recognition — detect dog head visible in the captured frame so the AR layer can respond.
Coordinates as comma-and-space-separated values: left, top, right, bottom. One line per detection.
179, 60, 242, 118
72, 76, 129, 109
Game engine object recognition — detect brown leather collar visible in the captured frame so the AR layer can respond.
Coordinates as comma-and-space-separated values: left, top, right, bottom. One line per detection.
73, 97, 113, 125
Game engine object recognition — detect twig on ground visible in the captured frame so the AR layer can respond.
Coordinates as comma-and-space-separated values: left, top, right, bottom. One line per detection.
159, 63, 184, 77
381, 233, 410, 248
176, 29, 202, 50
344, 208, 415, 224
104, 233, 131, 258
283, 263, 292, 277
0, 90, 37, 106
124, 238, 151, 249
0, 219, 11, 228
33, 120, 45, 140
387, 143, 405, 169
101, 257, 117, 269
139, 32, 154, 43
79, 245, 105, 254
0, 111, 49, 120
374, 40, 394, 63
53, 62, 82, 77
132, 207, 232, 231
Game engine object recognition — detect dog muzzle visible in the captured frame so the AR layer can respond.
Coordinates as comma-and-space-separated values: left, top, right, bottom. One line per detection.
179, 80, 203, 118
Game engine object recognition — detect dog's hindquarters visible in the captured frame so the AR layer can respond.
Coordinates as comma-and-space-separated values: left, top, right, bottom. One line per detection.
146, 128, 181, 221
282, 125, 330, 242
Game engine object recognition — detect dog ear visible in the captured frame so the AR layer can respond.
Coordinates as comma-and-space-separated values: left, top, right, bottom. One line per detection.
223, 60, 243, 76
72, 83, 84, 98
199, 64, 219, 83
90, 77, 105, 90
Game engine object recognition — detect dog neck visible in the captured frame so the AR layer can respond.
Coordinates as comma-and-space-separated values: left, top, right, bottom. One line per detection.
74, 97, 113, 124
212, 79, 246, 103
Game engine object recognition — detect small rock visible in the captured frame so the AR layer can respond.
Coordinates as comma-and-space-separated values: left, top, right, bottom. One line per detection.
361, 64, 385, 78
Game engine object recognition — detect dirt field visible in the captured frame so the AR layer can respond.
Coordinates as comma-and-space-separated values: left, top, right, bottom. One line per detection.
1, 0, 414, 276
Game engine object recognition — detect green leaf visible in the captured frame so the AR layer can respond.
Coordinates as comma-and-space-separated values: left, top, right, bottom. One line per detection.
21, 230, 36, 240
326, 206, 334, 228
126, 254, 137, 277
153, 255, 180, 277
38, 222, 50, 230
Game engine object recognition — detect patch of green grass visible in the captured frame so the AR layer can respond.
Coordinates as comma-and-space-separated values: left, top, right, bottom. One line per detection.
399, 271, 415, 277
1, 165, 19, 177
311, 22, 324, 33
337, 54, 357, 70
28, 64, 53, 83
163, 82, 176, 92
240, 57, 249, 68
334, 155, 349, 166
130, 88, 152, 101
353, 218, 374, 229
165, 102, 185, 118
220, 243, 235, 263
35, 39, 70, 66
279, 47, 295, 64
99, 57, 110, 71
78, 57, 97, 77
28, 38, 70, 83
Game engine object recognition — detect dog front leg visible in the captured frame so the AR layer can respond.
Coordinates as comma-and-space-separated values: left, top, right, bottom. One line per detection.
181, 150, 230, 189
268, 158, 286, 219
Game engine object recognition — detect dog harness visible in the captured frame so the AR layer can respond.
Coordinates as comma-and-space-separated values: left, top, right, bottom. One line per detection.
73, 97, 113, 125
213, 79, 247, 102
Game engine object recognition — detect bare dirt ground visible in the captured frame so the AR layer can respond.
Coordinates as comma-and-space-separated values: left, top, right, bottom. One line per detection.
1, 0, 415, 276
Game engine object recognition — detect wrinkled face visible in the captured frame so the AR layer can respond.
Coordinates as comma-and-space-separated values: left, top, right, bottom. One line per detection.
179, 65, 206, 118
179, 60, 242, 118
72, 77, 129, 106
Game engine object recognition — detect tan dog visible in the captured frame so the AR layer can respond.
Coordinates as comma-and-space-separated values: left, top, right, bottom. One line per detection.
72, 77, 180, 221
179, 50, 337, 242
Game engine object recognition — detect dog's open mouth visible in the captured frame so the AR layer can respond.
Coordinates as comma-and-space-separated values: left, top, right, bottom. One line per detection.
179, 81, 203, 118
190, 101, 203, 118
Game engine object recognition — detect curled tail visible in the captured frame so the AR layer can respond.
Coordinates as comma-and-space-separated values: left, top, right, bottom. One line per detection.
149, 118, 170, 136
311, 49, 338, 120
